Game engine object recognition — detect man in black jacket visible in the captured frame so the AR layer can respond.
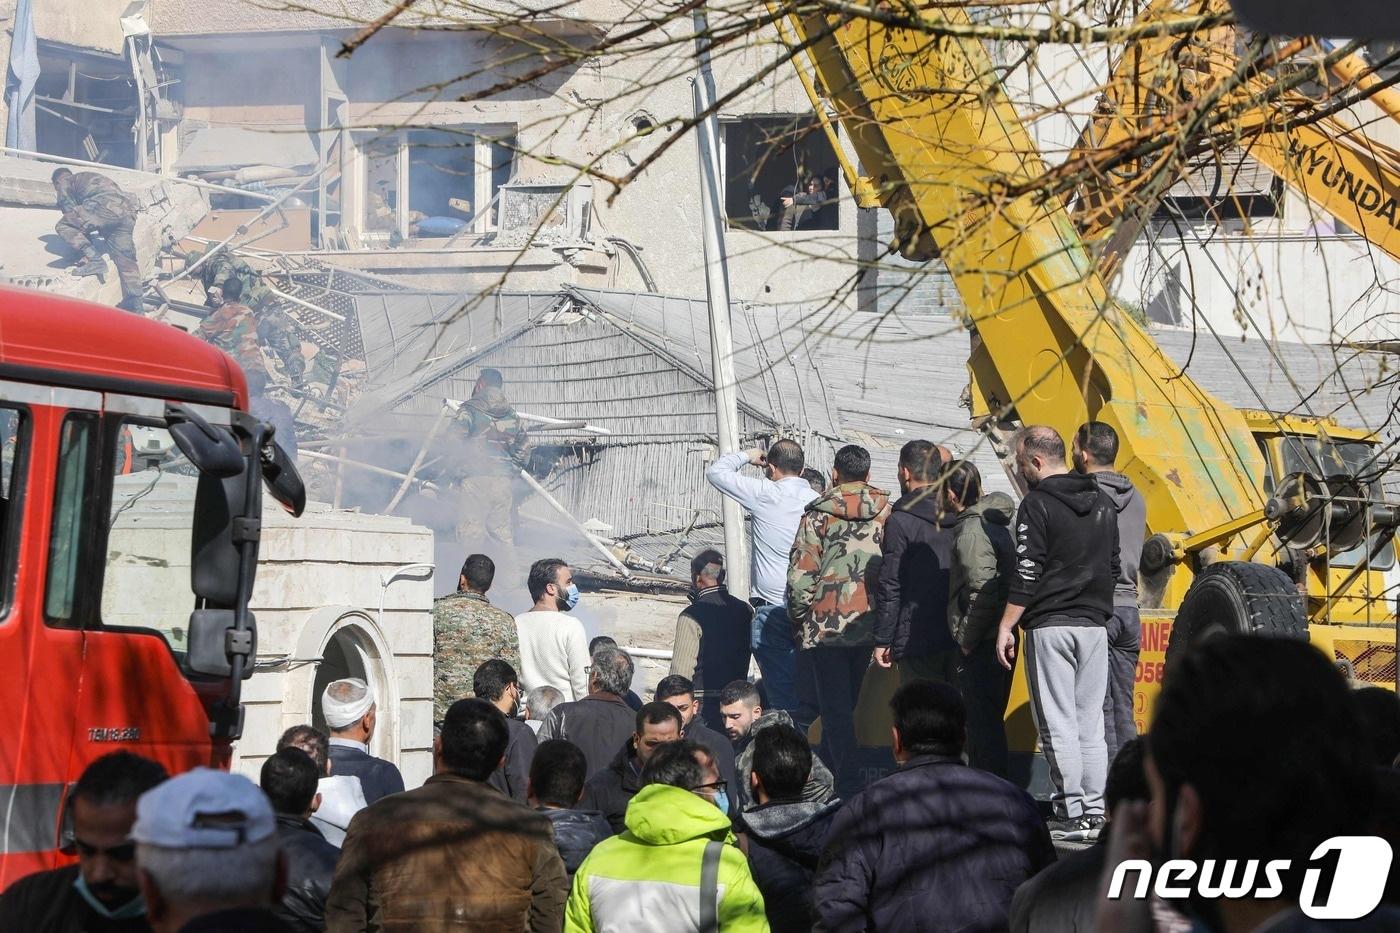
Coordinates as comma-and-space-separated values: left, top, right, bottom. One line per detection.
656, 673, 738, 812
529, 739, 611, 879
740, 724, 841, 933
538, 645, 637, 777
579, 702, 683, 833
260, 748, 339, 933
814, 681, 1054, 932
873, 439, 958, 684
669, 550, 753, 732
994, 426, 1118, 841
0, 752, 166, 933
473, 659, 538, 801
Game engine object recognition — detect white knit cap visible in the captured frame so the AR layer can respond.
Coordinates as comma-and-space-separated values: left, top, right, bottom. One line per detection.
322, 677, 374, 729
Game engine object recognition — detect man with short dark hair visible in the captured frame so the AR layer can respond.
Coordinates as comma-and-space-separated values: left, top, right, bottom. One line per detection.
740, 725, 841, 933
814, 681, 1053, 932
326, 698, 568, 931
788, 443, 891, 798
566, 741, 767, 931
321, 677, 404, 805
516, 558, 591, 701
1073, 420, 1146, 765
0, 752, 167, 932
580, 701, 684, 833
260, 748, 339, 933
875, 438, 959, 686
539, 645, 637, 777
277, 724, 365, 848
196, 276, 266, 381
452, 367, 528, 546
721, 680, 834, 811
434, 552, 521, 720
529, 739, 611, 879
51, 167, 143, 312
475, 658, 539, 801
1102, 638, 1390, 932
706, 438, 818, 715
801, 468, 826, 495
656, 673, 738, 810
670, 549, 753, 732
995, 425, 1118, 840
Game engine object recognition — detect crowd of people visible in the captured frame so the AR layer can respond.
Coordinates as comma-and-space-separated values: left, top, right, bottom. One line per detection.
5, 425, 1400, 932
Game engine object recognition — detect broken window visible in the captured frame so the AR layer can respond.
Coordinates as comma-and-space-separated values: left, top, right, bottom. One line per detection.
33, 44, 138, 167
357, 127, 517, 242
722, 116, 840, 232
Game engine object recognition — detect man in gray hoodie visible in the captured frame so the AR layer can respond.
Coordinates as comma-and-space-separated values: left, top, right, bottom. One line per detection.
1073, 422, 1147, 764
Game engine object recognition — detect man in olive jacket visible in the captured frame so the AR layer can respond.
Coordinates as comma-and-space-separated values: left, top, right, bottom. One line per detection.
944, 461, 1017, 777
325, 699, 567, 932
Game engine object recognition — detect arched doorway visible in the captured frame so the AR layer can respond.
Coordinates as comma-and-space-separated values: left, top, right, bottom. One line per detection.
304, 609, 398, 765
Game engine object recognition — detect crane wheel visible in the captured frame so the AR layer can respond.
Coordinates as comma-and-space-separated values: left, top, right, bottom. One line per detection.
1165, 561, 1307, 672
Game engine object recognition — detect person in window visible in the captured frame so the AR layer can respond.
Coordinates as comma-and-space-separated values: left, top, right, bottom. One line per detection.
779, 176, 834, 231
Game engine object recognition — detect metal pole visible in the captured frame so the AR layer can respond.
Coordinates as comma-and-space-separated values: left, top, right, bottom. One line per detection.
0, 146, 279, 201
517, 468, 632, 578
691, 10, 751, 601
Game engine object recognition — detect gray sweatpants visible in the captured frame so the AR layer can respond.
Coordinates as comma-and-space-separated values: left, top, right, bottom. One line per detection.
1025, 624, 1108, 820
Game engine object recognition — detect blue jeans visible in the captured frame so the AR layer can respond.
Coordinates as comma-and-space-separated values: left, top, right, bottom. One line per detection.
752, 604, 798, 712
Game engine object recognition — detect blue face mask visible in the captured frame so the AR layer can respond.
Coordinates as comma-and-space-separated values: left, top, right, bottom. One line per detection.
558, 582, 581, 612
712, 788, 730, 815
74, 874, 146, 920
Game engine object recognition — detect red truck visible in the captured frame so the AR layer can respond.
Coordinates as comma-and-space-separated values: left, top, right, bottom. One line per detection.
0, 286, 303, 886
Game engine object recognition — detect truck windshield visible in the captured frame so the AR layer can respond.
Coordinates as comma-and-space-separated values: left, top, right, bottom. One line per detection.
99, 421, 203, 666
1280, 436, 1396, 570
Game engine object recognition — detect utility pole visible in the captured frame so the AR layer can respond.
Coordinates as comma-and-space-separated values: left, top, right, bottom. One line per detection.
691, 9, 751, 601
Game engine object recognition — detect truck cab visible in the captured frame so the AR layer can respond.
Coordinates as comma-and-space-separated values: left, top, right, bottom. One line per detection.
0, 286, 302, 886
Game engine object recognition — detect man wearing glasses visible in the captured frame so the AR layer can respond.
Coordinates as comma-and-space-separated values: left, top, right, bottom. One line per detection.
0, 751, 168, 931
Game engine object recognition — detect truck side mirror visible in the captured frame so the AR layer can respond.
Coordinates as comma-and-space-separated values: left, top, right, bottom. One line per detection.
191, 469, 259, 606
187, 608, 257, 679
261, 439, 305, 517
168, 405, 244, 477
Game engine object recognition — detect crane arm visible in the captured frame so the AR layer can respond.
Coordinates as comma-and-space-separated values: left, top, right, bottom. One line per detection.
774, 4, 1268, 546
1066, 0, 1400, 274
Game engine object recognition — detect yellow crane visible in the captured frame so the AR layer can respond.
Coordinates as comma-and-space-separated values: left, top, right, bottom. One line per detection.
1067, 0, 1400, 278
772, 1, 1399, 777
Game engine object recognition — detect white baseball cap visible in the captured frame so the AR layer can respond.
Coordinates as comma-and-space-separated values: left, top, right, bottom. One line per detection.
131, 768, 275, 849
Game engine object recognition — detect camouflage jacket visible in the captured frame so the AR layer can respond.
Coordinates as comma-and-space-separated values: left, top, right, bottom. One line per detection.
57, 172, 136, 224
453, 388, 528, 479
432, 591, 521, 720
197, 302, 266, 378
786, 481, 891, 649
256, 309, 306, 383
197, 252, 272, 308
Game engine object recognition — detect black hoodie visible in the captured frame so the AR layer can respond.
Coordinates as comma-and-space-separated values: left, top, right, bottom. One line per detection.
875, 487, 959, 660
740, 798, 842, 933
1007, 472, 1119, 629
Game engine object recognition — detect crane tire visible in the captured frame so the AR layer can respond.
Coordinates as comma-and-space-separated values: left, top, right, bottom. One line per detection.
1164, 561, 1307, 672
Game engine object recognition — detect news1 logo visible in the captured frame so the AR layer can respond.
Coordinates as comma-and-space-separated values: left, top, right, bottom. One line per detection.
1108, 837, 1394, 920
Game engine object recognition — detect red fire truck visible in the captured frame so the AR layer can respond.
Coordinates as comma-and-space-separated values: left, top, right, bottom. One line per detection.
0, 286, 303, 886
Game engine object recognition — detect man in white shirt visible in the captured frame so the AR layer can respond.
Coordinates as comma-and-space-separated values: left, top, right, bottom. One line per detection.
515, 558, 592, 701
705, 440, 818, 717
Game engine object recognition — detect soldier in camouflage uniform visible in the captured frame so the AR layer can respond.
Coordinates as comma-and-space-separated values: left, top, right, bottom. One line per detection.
51, 168, 143, 312
785, 443, 891, 799
195, 277, 267, 381
187, 247, 308, 387
452, 368, 528, 546
433, 553, 521, 721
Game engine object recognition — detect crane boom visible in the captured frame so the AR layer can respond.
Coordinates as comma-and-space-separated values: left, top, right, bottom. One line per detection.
776, 5, 1267, 556
1067, 0, 1400, 274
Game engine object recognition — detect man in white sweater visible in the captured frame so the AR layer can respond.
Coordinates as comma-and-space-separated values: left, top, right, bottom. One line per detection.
516, 558, 591, 701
